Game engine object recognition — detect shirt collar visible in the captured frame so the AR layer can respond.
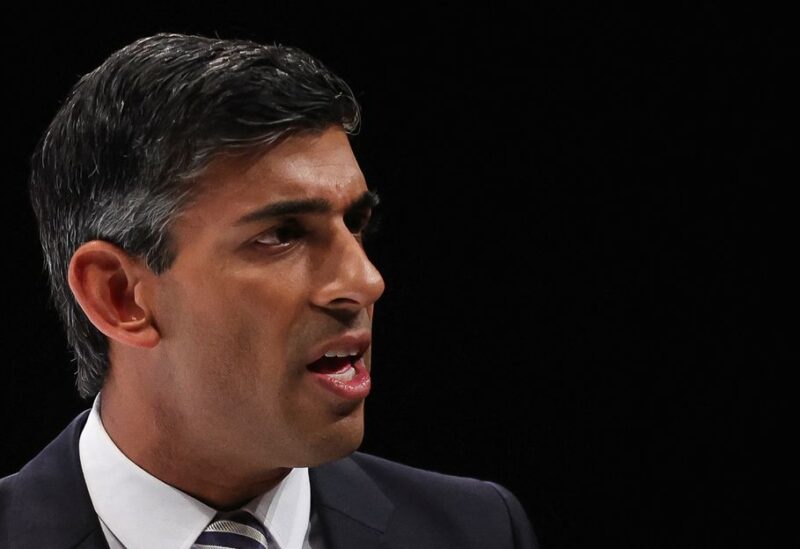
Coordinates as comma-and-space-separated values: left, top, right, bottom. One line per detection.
79, 392, 311, 549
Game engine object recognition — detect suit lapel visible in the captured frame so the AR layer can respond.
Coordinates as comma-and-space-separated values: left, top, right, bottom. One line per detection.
309, 455, 395, 549
8, 410, 109, 549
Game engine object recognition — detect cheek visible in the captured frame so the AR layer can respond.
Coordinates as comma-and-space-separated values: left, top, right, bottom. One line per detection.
169, 277, 303, 367
154, 257, 316, 390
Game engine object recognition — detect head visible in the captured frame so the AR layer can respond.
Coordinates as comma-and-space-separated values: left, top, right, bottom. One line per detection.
29, 33, 385, 469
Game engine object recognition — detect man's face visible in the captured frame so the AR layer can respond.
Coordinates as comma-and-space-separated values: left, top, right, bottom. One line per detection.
148, 126, 385, 471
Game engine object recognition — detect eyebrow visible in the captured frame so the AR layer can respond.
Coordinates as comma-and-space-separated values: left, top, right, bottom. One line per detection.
234, 190, 380, 226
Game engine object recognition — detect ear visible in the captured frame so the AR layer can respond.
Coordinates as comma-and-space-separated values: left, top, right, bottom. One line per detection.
67, 240, 160, 349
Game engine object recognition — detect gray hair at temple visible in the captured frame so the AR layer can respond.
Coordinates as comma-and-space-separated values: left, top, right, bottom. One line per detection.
28, 33, 361, 399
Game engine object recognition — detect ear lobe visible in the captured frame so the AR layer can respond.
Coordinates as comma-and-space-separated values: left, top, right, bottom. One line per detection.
68, 240, 160, 349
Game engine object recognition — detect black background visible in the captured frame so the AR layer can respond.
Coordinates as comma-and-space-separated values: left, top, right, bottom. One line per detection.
1, 4, 790, 548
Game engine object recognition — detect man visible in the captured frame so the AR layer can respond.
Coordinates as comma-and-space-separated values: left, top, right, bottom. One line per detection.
0, 33, 537, 548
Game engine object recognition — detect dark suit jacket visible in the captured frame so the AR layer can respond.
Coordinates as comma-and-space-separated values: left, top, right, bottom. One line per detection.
0, 410, 538, 548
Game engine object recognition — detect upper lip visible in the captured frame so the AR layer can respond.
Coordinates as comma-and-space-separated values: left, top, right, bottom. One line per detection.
306, 330, 372, 365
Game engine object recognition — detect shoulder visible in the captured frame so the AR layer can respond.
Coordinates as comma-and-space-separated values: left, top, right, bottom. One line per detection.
0, 409, 90, 494
0, 410, 102, 547
312, 451, 539, 548
349, 451, 509, 501
0, 472, 18, 538
353, 452, 535, 528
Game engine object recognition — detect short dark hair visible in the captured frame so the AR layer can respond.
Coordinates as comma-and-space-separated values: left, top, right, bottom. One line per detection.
29, 33, 361, 399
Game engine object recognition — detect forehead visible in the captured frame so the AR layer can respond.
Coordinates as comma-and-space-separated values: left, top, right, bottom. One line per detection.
182, 126, 367, 225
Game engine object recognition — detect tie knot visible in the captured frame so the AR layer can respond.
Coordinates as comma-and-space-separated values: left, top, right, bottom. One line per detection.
193, 509, 271, 549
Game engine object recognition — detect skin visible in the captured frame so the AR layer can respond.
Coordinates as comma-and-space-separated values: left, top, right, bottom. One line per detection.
67, 125, 385, 509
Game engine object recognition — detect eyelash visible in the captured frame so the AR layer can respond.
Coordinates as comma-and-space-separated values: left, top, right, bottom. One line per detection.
253, 220, 306, 248
363, 213, 382, 240
254, 214, 381, 248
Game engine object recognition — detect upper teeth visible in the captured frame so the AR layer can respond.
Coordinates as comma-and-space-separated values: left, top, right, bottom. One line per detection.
324, 349, 360, 358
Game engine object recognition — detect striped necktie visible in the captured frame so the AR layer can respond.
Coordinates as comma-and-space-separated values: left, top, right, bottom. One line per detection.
193, 509, 272, 549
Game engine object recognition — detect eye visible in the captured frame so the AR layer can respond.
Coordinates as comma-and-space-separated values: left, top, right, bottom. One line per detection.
345, 209, 381, 241
254, 220, 307, 248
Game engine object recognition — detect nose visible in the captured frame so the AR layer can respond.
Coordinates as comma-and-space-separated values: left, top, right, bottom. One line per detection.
310, 223, 385, 313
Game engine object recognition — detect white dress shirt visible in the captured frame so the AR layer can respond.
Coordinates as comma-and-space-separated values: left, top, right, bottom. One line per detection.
78, 392, 315, 549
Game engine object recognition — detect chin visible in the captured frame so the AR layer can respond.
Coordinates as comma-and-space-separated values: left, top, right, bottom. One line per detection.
300, 406, 366, 467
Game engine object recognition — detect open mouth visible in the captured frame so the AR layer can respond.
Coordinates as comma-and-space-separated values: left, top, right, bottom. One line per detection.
303, 333, 372, 400
306, 354, 362, 381
305, 350, 371, 400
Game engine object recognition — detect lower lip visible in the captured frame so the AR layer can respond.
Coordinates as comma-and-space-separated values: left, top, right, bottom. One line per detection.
308, 357, 371, 400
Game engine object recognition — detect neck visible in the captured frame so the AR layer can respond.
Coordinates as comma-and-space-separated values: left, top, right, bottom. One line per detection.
98, 368, 290, 509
